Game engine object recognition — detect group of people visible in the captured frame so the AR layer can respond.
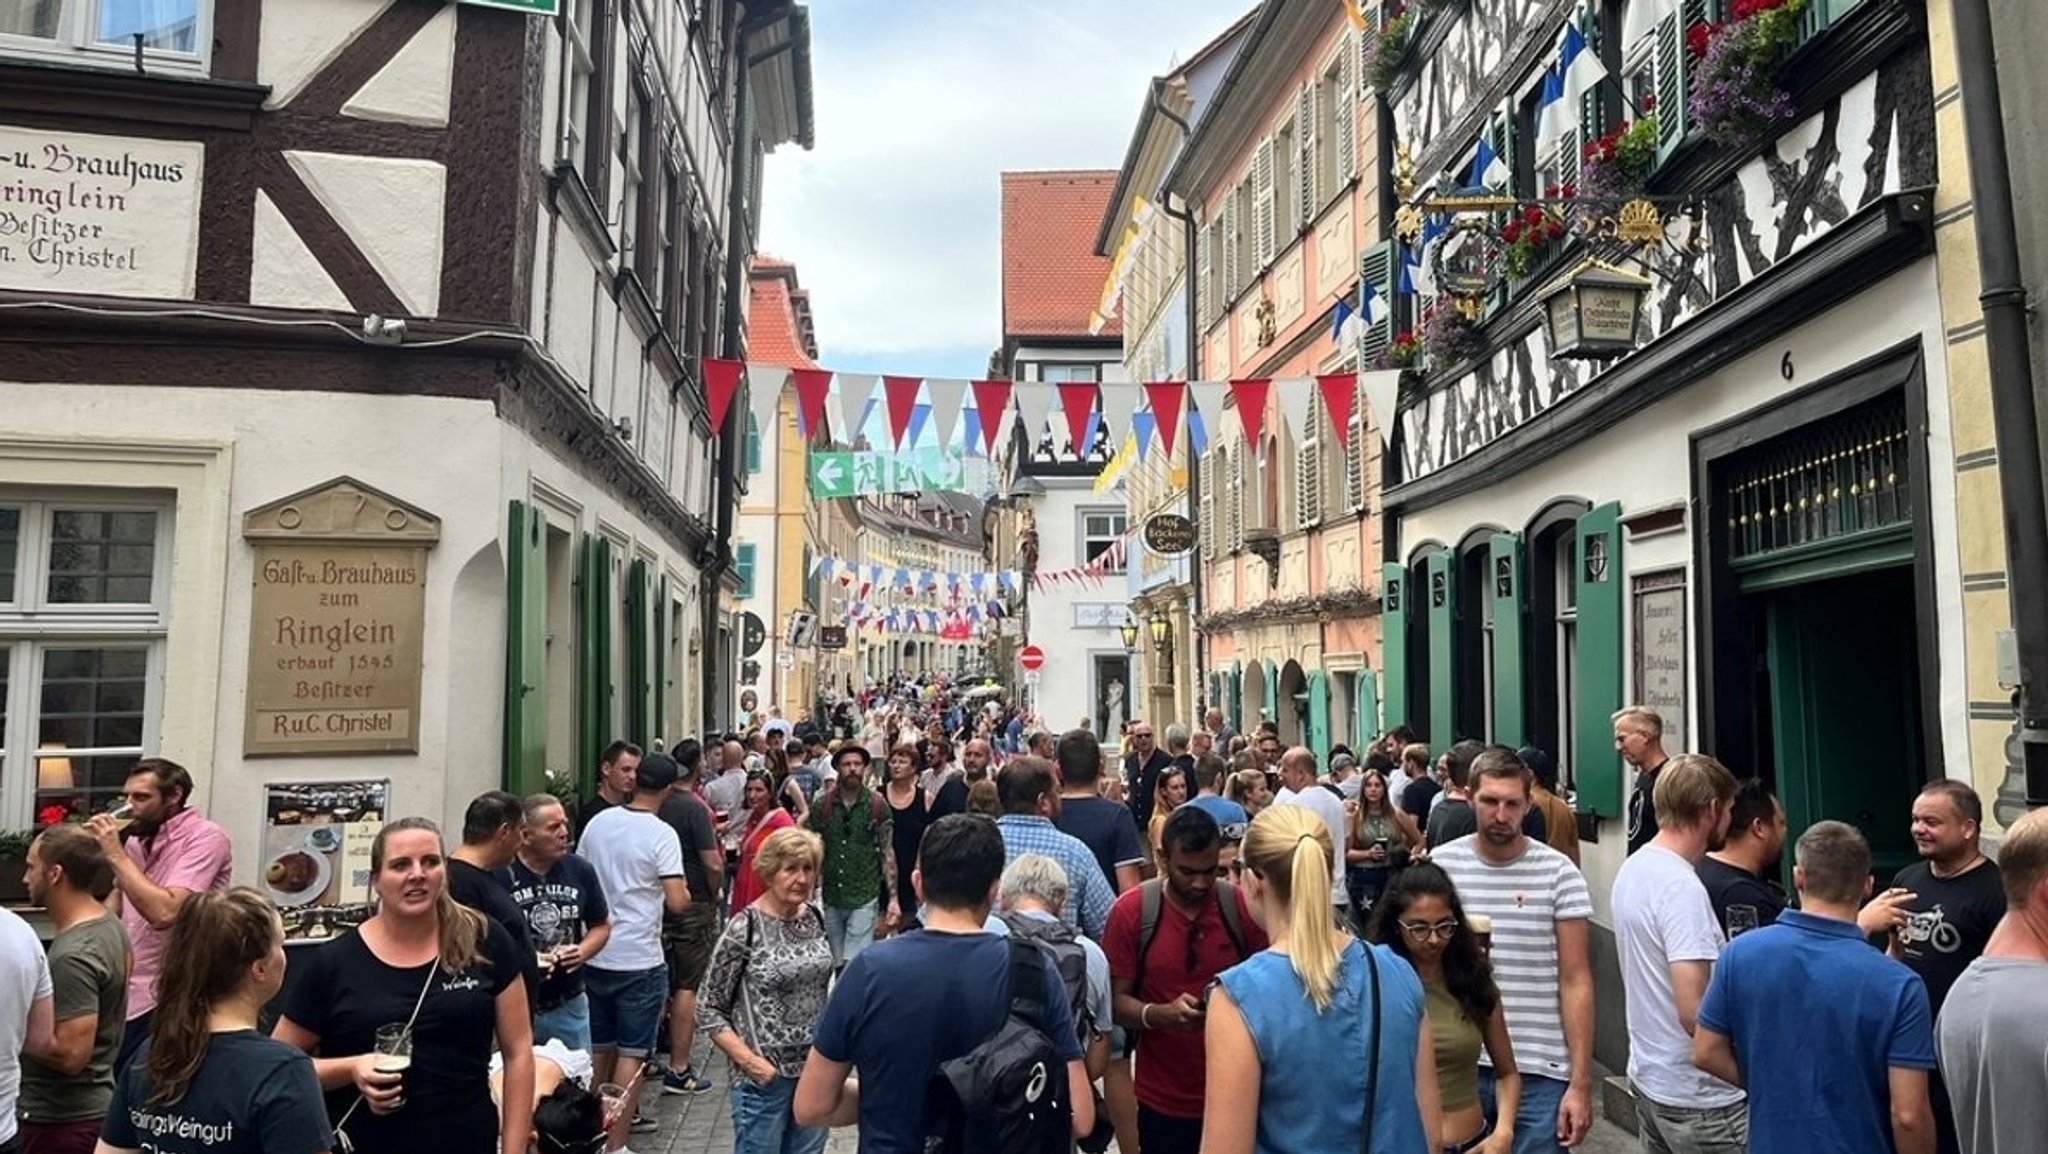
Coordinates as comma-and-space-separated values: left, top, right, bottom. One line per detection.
4, 698, 2047, 1154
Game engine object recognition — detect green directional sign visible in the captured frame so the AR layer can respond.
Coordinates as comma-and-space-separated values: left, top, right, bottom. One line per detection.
810, 448, 978, 498
457, 0, 561, 16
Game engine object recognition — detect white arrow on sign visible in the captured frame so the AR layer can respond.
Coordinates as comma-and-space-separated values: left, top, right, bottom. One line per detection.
813, 456, 845, 492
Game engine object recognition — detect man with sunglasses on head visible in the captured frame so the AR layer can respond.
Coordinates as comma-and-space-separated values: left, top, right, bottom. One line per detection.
1103, 807, 1267, 1154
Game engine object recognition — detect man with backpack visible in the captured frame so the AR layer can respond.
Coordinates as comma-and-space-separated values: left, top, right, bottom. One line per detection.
995, 853, 1110, 1077
804, 744, 899, 967
1104, 806, 1268, 1154
796, 814, 1095, 1151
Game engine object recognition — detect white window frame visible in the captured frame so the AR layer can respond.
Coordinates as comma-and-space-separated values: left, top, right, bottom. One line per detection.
0, 491, 171, 825
1079, 509, 1128, 575
560, 0, 599, 168
0, 0, 213, 75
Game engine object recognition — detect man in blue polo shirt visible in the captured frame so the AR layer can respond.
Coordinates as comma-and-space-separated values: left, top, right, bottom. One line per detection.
1693, 820, 1937, 1154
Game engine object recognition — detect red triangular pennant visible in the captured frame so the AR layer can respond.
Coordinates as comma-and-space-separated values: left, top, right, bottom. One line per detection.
1143, 381, 1186, 457
971, 379, 1012, 454
1057, 381, 1098, 457
1316, 373, 1357, 449
702, 358, 744, 432
792, 369, 834, 441
1230, 378, 1272, 446
882, 375, 923, 449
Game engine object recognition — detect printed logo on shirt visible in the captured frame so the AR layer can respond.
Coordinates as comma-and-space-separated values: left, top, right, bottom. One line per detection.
1899, 904, 1965, 954
441, 973, 484, 992
129, 1107, 234, 1145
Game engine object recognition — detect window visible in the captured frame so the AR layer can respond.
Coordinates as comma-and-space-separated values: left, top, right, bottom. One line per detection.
744, 412, 761, 474
1081, 511, 1128, 574
1, 495, 169, 822
1276, 120, 1300, 247
734, 542, 757, 599
1, 0, 206, 70
619, 65, 646, 270
1037, 363, 1100, 383
1296, 398, 1322, 530
1346, 377, 1369, 512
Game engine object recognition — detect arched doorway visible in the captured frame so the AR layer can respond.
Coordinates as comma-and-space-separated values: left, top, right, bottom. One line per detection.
1277, 660, 1308, 747
1240, 659, 1268, 738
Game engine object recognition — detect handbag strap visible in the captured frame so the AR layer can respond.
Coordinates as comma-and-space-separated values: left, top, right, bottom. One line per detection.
333, 958, 438, 1154
1358, 942, 1381, 1154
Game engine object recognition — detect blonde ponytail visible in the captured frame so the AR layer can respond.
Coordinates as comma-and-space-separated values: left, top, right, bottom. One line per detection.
1243, 805, 1342, 1011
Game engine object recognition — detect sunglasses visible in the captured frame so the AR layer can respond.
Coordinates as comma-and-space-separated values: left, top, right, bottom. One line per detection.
1399, 920, 1461, 943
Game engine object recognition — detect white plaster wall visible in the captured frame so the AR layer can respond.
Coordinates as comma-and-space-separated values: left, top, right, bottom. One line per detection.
1027, 480, 1128, 733
1398, 259, 1962, 919
258, 0, 392, 109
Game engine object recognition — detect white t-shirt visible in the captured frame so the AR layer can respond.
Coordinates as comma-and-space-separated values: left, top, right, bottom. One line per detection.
1276, 784, 1352, 906
578, 805, 685, 973
1611, 843, 1743, 1108
0, 907, 54, 1145
1431, 836, 1593, 1080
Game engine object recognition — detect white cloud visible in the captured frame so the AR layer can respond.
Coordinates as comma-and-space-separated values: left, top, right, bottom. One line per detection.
759, 0, 1254, 376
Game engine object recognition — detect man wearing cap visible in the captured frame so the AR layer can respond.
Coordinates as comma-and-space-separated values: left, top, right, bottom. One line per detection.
806, 744, 898, 967
1328, 751, 1362, 799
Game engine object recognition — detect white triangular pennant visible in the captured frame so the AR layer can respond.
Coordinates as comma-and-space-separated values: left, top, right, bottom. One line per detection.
926, 378, 970, 449
746, 364, 790, 437
1096, 381, 1140, 449
1273, 376, 1316, 444
1186, 379, 1232, 438
1012, 383, 1056, 449
833, 373, 878, 446
1358, 370, 1404, 445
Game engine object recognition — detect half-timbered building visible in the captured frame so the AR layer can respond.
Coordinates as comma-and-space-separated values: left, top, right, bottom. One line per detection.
0, 0, 812, 875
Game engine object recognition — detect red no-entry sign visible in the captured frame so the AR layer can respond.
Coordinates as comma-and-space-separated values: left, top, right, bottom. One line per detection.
1019, 645, 1045, 672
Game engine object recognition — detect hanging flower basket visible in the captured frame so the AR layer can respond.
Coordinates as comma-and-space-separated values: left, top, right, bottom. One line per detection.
1502, 206, 1570, 279
1423, 310, 1484, 366
1367, 11, 1416, 90
1372, 329, 1424, 371
1687, 0, 1807, 148
1578, 108, 1659, 199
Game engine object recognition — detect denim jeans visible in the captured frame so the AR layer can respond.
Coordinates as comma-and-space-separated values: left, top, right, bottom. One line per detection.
533, 991, 592, 1051
1479, 1069, 1570, 1154
584, 965, 668, 1057
1635, 1099, 1748, 1154
823, 902, 877, 966
730, 1074, 827, 1154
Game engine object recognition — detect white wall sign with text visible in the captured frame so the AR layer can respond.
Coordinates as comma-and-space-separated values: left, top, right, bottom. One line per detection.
0, 126, 204, 300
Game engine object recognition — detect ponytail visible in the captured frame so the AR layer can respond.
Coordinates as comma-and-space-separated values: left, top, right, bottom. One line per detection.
1242, 805, 1342, 1011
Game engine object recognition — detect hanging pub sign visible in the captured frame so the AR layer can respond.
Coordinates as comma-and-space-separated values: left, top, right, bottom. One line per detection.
739, 611, 767, 657
818, 625, 848, 650
1143, 513, 1197, 558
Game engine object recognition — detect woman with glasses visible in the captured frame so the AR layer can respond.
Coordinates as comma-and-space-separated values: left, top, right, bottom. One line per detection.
1203, 805, 1437, 1153
1369, 863, 1519, 1154
1345, 769, 1424, 915
730, 770, 797, 913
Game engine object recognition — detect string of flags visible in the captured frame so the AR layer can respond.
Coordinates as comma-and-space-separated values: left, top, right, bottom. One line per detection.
698, 359, 1402, 463
809, 530, 1137, 602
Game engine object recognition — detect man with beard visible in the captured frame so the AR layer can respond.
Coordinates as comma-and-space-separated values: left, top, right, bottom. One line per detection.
931, 738, 994, 818
1696, 778, 1788, 937
576, 740, 642, 839
86, 757, 231, 1074
1612, 754, 1745, 1152
1431, 749, 1596, 1154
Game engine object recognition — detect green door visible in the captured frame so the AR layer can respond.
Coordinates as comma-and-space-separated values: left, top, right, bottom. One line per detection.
1356, 668, 1380, 745
577, 534, 615, 782
1574, 503, 1624, 817
1489, 531, 1526, 748
1425, 550, 1456, 751
1764, 566, 1923, 881
1381, 563, 1408, 733
1307, 671, 1330, 762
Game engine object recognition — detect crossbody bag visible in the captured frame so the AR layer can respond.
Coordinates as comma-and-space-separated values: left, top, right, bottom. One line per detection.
332, 962, 436, 1154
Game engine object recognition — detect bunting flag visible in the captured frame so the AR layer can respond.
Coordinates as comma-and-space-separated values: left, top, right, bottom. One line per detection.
971, 380, 1013, 453
927, 378, 970, 448
1013, 380, 1056, 449
1097, 382, 1141, 454
792, 369, 833, 439
1317, 373, 1358, 449
745, 364, 789, 440
1273, 377, 1316, 445
834, 373, 878, 445
1230, 378, 1272, 445
1362, 279, 1391, 325
702, 357, 744, 431
1186, 379, 1231, 437
1131, 410, 1156, 462
904, 402, 932, 450
1188, 410, 1210, 455
1359, 369, 1404, 444
1057, 382, 1098, 456
881, 375, 923, 448
1144, 380, 1186, 456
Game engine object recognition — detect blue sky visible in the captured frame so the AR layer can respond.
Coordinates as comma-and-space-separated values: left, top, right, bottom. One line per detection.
758, 0, 1255, 387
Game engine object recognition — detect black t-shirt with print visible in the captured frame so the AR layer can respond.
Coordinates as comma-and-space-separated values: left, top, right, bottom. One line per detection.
1626, 763, 1664, 855
1891, 857, 2006, 1014
103, 1030, 330, 1154
446, 858, 538, 1010
1695, 855, 1788, 938
498, 854, 609, 1009
281, 920, 521, 1154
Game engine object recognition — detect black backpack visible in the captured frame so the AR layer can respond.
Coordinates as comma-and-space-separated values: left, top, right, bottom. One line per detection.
926, 937, 1073, 1154
999, 911, 1093, 1049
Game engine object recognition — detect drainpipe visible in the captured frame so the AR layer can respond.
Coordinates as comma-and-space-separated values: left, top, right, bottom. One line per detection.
1152, 80, 1209, 710
1953, 0, 2048, 809
706, 59, 755, 736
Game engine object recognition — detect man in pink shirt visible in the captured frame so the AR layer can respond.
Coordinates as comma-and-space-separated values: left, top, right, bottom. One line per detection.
86, 757, 232, 1072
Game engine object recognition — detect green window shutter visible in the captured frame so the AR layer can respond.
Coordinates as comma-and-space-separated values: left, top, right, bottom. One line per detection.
744, 414, 762, 474
1356, 668, 1380, 744
735, 543, 757, 599
1573, 501, 1625, 817
1380, 562, 1409, 731
1228, 662, 1243, 732
1357, 239, 1396, 366
1653, 5, 1698, 165
504, 502, 548, 794
655, 573, 670, 743
1489, 531, 1527, 747
1307, 671, 1330, 763
578, 534, 615, 779
626, 558, 653, 747
1425, 549, 1457, 750
1264, 660, 1280, 731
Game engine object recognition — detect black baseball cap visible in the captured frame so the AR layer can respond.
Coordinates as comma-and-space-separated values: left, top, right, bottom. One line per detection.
636, 752, 681, 791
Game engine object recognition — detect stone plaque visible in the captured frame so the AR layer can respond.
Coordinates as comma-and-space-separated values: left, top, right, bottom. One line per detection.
1631, 570, 1687, 753
0, 125, 204, 299
243, 478, 439, 756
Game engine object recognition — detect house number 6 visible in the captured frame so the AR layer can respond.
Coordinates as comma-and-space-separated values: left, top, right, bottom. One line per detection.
1780, 352, 1795, 381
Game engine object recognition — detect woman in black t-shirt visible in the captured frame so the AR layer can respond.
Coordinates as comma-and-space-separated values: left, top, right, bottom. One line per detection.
101, 888, 331, 1154
882, 743, 932, 925
274, 818, 534, 1154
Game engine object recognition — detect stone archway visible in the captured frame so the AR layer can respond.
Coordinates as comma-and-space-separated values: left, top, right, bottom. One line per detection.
1277, 660, 1308, 747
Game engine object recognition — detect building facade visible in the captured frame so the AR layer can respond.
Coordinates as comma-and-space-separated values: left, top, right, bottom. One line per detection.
0, 0, 810, 872
1171, 1, 1394, 759
847, 492, 985, 685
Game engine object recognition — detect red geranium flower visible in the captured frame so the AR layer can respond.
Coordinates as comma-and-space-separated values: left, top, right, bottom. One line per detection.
37, 803, 69, 827
1687, 22, 1716, 57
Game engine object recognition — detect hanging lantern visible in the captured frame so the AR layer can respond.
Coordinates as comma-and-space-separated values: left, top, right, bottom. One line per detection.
1538, 259, 1653, 360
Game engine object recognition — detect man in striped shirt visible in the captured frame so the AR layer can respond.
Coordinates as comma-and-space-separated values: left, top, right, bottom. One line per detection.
1432, 747, 1596, 1154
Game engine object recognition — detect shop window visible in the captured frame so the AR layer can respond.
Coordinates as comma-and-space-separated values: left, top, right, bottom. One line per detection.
0, 495, 169, 822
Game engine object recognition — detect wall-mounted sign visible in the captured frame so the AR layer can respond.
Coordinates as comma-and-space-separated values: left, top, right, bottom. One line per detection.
818, 625, 848, 650
1631, 570, 1687, 753
455, 0, 560, 16
243, 479, 438, 756
1143, 513, 1197, 558
1073, 602, 1129, 629
739, 611, 767, 657
263, 780, 388, 941
0, 125, 204, 300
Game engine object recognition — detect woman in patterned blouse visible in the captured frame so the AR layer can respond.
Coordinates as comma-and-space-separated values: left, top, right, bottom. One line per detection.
696, 827, 833, 1154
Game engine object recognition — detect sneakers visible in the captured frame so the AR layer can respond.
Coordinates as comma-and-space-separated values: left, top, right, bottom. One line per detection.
630, 1111, 659, 1132
660, 1065, 714, 1095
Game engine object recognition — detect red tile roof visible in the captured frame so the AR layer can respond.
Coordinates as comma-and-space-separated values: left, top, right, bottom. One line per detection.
1001, 169, 1123, 339
747, 256, 820, 368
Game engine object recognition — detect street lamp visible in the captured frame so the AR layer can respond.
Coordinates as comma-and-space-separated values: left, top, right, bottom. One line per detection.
1119, 616, 1139, 652
1147, 607, 1172, 652
1539, 259, 1654, 360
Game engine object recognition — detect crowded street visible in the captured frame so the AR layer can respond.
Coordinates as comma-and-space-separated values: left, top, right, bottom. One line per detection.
5, 0, 2048, 1153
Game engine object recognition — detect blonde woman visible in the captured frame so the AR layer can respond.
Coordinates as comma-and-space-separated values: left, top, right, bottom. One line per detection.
1201, 806, 1438, 1154
1224, 769, 1272, 817
1147, 765, 1190, 863
699, 828, 833, 1154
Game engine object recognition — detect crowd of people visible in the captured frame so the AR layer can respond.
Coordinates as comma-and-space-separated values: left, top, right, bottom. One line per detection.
0, 693, 2045, 1154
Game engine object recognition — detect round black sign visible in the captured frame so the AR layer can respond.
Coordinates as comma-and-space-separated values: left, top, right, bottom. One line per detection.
1143, 513, 1197, 558
740, 612, 767, 657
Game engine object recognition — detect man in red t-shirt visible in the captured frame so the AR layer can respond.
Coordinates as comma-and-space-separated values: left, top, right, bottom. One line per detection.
1105, 806, 1266, 1153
